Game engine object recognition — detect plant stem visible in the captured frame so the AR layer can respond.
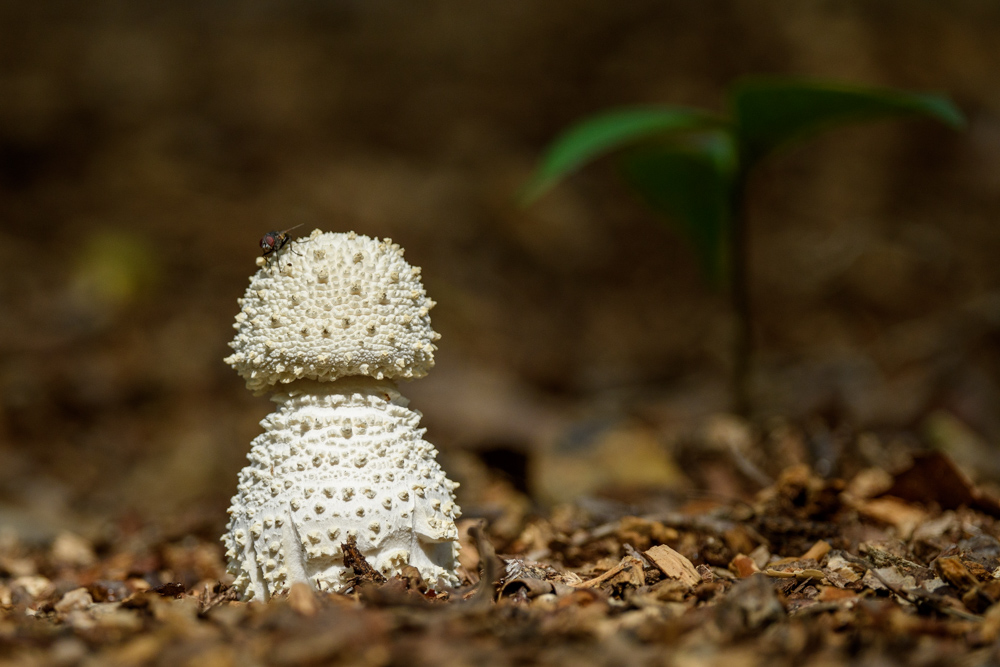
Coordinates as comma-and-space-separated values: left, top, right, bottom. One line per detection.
730, 174, 752, 417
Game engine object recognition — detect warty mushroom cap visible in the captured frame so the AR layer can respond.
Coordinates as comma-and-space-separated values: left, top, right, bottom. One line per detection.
225, 230, 440, 394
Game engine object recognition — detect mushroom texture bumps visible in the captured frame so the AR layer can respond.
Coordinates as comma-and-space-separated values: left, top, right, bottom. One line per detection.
223, 230, 461, 600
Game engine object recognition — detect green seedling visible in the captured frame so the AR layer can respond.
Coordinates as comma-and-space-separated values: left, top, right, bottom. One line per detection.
523, 77, 965, 415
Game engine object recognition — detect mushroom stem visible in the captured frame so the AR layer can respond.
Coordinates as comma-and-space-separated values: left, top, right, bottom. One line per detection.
223, 377, 461, 600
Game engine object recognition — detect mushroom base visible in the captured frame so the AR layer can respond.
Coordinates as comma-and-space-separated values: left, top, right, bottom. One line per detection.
222, 377, 461, 600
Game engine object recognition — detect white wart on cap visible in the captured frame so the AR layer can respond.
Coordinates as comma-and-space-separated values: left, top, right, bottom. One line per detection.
225, 230, 439, 394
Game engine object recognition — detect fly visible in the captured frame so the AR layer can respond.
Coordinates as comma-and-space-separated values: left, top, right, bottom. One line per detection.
260, 224, 304, 259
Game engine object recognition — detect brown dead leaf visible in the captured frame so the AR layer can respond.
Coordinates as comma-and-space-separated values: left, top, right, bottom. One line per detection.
886, 451, 1000, 517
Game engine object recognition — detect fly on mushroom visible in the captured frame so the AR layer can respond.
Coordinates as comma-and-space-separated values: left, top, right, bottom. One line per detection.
260, 224, 303, 260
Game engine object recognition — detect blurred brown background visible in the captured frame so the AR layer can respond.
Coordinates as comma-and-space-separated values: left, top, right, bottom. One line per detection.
1, 1, 998, 539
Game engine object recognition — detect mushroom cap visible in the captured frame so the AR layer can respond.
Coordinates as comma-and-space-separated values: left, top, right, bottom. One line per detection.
225, 230, 439, 393
222, 378, 461, 599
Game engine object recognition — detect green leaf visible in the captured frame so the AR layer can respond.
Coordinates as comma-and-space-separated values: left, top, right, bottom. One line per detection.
730, 78, 966, 165
521, 106, 725, 202
620, 134, 736, 286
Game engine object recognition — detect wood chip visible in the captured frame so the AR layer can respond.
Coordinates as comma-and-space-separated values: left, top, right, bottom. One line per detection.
765, 569, 797, 579
816, 586, 858, 602
575, 556, 645, 590
644, 545, 701, 588
287, 582, 319, 616
935, 556, 978, 592
855, 497, 928, 539
730, 554, 761, 578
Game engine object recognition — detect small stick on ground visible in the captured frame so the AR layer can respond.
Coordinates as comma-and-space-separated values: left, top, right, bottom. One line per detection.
342, 534, 387, 584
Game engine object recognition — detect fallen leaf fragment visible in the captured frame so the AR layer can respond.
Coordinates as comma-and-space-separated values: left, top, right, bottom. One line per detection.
644, 545, 700, 588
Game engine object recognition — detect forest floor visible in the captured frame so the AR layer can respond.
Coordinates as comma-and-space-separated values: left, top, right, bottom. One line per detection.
3, 445, 1000, 666
3, 5, 1000, 665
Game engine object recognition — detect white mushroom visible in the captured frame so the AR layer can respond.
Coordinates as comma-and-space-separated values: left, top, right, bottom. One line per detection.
222, 230, 460, 600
